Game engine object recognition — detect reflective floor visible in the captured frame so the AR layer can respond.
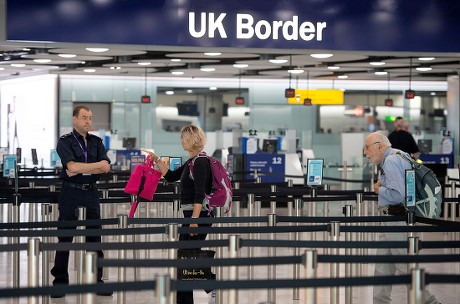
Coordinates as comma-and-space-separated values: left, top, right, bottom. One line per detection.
1, 201, 459, 304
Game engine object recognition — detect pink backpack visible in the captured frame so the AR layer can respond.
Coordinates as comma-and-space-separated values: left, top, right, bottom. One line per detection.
189, 152, 233, 214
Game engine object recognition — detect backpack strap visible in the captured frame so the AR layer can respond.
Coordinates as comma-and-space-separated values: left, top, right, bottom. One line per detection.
188, 151, 208, 180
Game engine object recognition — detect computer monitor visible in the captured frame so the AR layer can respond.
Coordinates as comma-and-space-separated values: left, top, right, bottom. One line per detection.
262, 139, 278, 153
418, 139, 432, 154
122, 137, 137, 149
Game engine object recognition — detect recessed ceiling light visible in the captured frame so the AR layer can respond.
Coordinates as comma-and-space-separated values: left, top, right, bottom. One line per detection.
338, 75, 348, 79
200, 67, 215, 72
233, 63, 248, 68
209, 86, 217, 90
310, 53, 333, 59
58, 54, 77, 58
83, 68, 96, 73
0, 67, 4, 70
418, 57, 435, 61
110, 66, 121, 70
370, 61, 385, 66
33, 59, 52, 63
170, 58, 181, 62
204, 52, 222, 56
11, 63, 25, 67
138, 62, 151, 66
416, 67, 432, 71
288, 69, 304, 74
85, 47, 109, 53
431, 92, 436, 95
187, 89, 193, 93
171, 71, 184, 75
165, 90, 174, 95
375, 71, 388, 75
327, 66, 340, 70
269, 59, 288, 64
22, 48, 30, 51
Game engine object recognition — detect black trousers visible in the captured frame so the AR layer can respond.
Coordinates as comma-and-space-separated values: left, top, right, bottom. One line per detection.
50, 186, 104, 285
177, 210, 213, 304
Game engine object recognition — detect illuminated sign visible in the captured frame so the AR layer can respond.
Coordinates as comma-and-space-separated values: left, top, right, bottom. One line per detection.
405, 90, 416, 99
287, 89, 344, 105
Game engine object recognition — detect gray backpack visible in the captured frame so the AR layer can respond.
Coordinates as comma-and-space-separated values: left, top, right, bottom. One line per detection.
394, 150, 442, 218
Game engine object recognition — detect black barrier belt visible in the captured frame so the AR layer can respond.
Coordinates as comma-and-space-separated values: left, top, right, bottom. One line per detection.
417, 216, 460, 226
100, 254, 460, 269
3, 238, 460, 254
0, 218, 118, 229
0, 276, 412, 297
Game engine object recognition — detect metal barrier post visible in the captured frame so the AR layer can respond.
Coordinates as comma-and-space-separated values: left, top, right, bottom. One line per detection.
408, 236, 419, 272
356, 193, 364, 256
270, 185, 277, 214
233, 182, 240, 219
450, 181, 457, 221
228, 235, 240, 304
247, 194, 255, 281
12, 192, 21, 288
409, 268, 425, 304
344, 205, 353, 304
156, 274, 171, 304
174, 184, 181, 218
101, 191, 110, 280
166, 223, 178, 304
303, 250, 317, 304
28, 238, 40, 304
82, 252, 98, 304
117, 214, 128, 304
215, 207, 224, 304
329, 221, 340, 304
267, 214, 277, 303
41, 203, 52, 304
293, 198, 302, 300
76, 206, 87, 304
322, 184, 330, 247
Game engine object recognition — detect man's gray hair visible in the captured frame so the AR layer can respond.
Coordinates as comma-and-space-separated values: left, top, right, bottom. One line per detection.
373, 131, 391, 147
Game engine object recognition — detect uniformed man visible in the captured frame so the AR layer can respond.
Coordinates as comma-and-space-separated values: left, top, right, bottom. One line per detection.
50, 105, 112, 298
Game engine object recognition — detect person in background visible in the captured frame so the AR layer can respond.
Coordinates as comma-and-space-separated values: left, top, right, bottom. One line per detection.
142, 124, 215, 304
50, 105, 112, 298
388, 118, 420, 159
364, 131, 439, 304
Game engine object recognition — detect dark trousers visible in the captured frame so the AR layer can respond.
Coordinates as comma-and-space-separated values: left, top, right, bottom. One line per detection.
177, 210, 212, 304
50, 186, 104, 285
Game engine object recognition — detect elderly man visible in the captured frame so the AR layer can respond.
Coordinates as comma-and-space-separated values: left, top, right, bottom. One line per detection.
364, 131, 439, 304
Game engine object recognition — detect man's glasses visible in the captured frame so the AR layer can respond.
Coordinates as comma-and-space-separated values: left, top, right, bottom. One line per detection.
364, 141, 380, 150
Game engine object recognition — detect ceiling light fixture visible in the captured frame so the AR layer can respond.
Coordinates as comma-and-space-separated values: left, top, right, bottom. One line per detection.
416, 66, 432, 72
110, 66, 121, 70
200, 67, 215, 72
187, 89, 193, 94
233, 63, 248, 69
338, 75, 348, 79
83, 68, 96, 73
370, 61, 385, 66
85, 47, 109, 53
33, 59, 52, 63
418, 57, 435, 61
204, 52, 222, 56
269, 59, 288, 64
165, 90, 174, 95
171, 71, 184, 75
58, 54, 77, 58
375, 70, 388, 76
170, 58, 181, 62
327, 65, 340, 70
288, 69, 304, 74
209, 86, 217, 90
310, 53, 333, 59
11, 63, 25, 67
138, 62, 151, 66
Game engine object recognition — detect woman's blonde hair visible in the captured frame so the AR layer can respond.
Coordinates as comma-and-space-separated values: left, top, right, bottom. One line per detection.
181, 124, 206, 152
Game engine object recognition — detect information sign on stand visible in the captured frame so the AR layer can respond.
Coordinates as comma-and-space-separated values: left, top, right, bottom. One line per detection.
246, 153, 285, 183
3, 155, 17, 178
306, 158, 324, 186
405, 169, 416, 209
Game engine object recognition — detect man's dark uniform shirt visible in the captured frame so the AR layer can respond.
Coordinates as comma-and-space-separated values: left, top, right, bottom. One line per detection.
388, 130, 420, 155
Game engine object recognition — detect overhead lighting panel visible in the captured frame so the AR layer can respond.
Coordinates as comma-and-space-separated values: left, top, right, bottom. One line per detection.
85, 47, 109, 53
310, 53, 333, 59
204, 52, 222, 56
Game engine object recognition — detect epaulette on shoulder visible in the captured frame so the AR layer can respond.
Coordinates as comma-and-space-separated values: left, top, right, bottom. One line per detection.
60, 133, 72, 139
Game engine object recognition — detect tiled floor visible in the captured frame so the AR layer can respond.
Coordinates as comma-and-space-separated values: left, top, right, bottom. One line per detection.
1, 201, 459, 304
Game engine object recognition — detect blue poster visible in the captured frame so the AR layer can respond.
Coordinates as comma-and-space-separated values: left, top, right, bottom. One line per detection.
246, 153, 285, 183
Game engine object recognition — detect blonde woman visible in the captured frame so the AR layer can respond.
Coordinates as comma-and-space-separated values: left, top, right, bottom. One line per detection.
143, 124, 214, 304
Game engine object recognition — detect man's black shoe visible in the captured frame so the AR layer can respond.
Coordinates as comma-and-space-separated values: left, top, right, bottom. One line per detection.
50, 293, 65, 299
